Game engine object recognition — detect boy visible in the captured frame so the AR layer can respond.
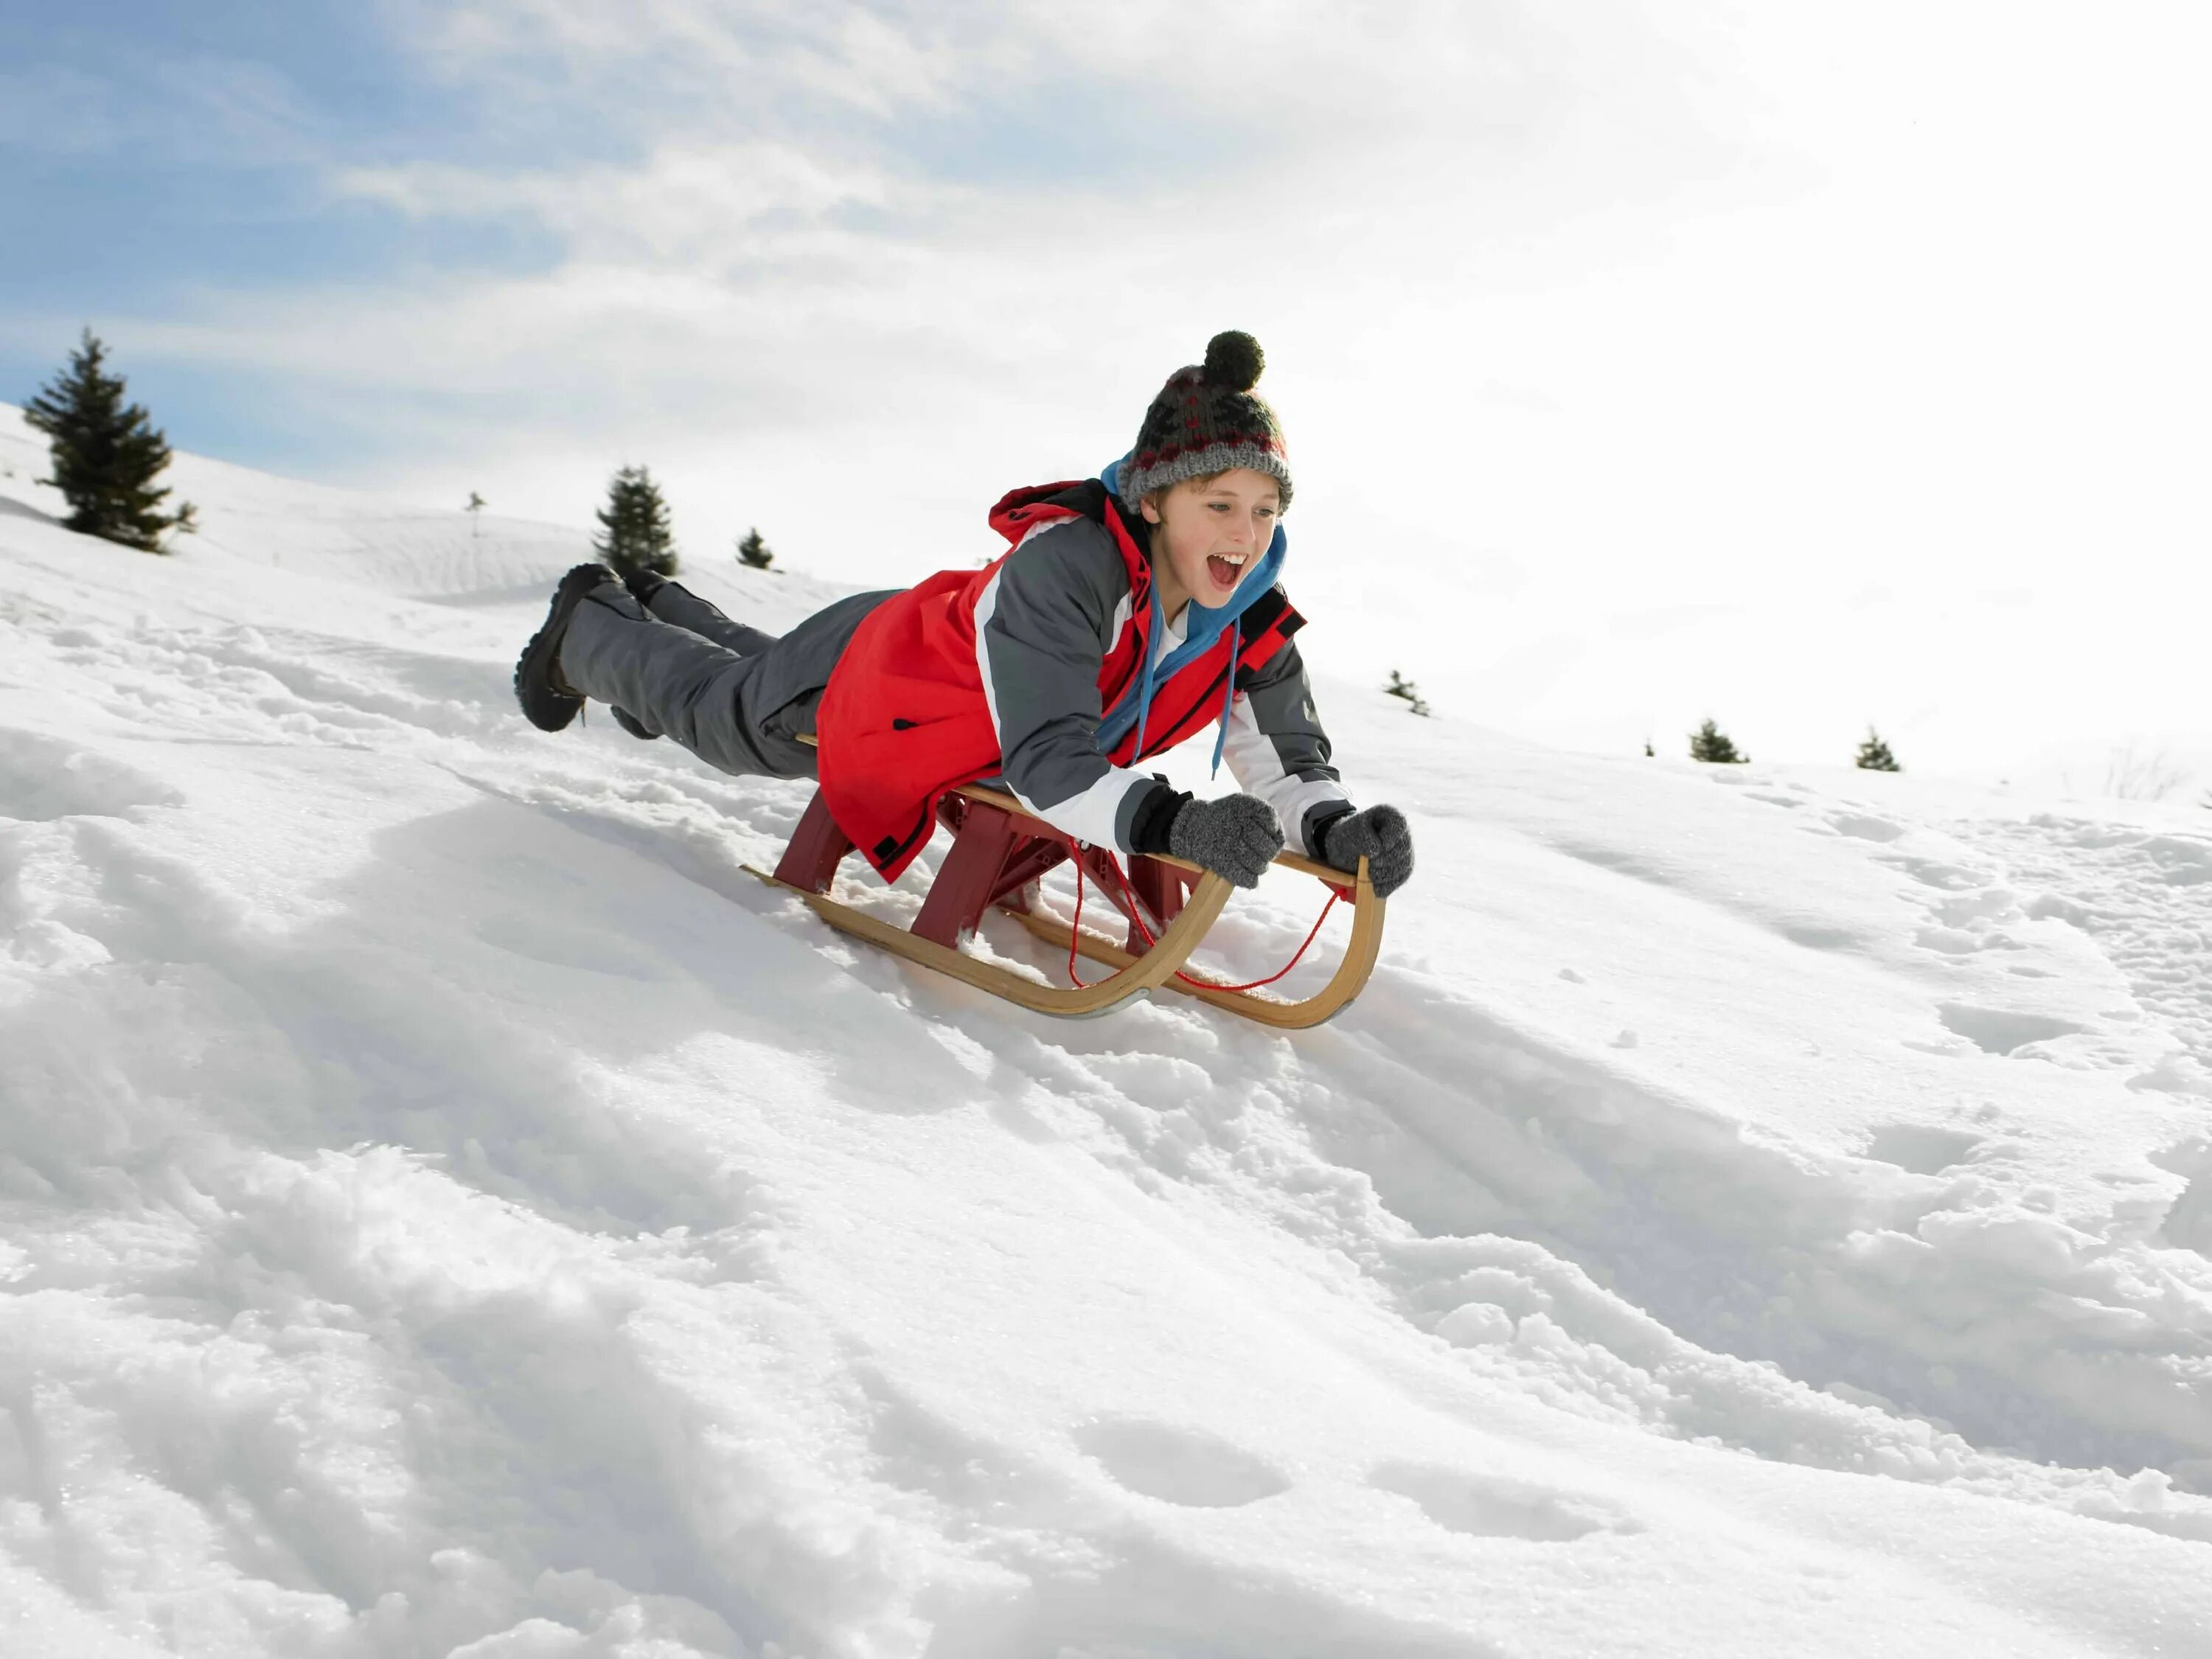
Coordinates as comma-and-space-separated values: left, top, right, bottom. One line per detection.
515, 331, 1413, 899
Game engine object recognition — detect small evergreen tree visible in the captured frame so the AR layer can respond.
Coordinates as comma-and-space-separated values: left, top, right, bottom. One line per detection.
1689, 718, 1747, 764
1384, 669, 1432, 717
1855, 727, 1902, 772
466, 491, 485, 539
593, 465, 678, 582
23, 329, 182, 552
735, 526, 774, 570
2102, 742, 2186, 801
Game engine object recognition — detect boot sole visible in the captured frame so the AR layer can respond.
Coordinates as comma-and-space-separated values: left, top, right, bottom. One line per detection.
514, 563, 617, 731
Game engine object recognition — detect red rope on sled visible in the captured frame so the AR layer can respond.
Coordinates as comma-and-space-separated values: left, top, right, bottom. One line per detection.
1065, 852, 1340, 995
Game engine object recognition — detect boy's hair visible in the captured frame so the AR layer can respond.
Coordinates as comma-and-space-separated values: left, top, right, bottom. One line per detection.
1138, 468, 1282, 517
1140, 468, 1222, 509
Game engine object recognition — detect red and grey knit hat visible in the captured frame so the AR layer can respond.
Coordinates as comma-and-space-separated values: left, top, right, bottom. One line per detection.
1119, 330, 1293, 513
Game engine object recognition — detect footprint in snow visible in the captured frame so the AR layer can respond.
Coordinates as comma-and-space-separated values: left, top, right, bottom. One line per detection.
0, 728, 183, 821
1074, 1419, 1290, 1509
1915, 925, 1988, 956
2149, 1139, 2212, 1254
1369, 1461, 1644, 1542
1780, 921, 1860, 950
1860, 1124, 1984, 1177
473, 911, 670, 981
1882, 854, 1989, 891
1827, 812, 1907, 843
1935, 888, 2020, 926
1937, 1003, 2088, 1057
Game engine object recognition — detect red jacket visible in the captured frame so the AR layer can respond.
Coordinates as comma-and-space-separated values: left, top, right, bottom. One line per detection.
816, 480, 1307, 880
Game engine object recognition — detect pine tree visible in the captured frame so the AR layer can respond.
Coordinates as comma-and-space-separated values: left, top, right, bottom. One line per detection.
23, 330, 181, 552
1689, 718, 1748, 764
466, 491, 485, 540
592, 465, 678, 582
1854, 727, 1902, 772
1384, 669, 1431, 717
735, 526, 774, 570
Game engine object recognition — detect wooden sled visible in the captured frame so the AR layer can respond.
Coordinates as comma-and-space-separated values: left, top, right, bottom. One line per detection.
750, 779, 1385, 1026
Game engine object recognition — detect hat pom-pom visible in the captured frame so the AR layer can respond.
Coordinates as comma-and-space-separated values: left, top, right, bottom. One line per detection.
1201, 330, 1264, 392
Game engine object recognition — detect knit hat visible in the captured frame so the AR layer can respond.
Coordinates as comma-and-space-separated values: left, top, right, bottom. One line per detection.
1119, 330, 1293, 513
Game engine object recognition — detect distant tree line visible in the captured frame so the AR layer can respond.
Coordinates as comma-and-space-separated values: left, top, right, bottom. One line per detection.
1377, 686, 1907, 771
585, 472, 782, 581
1675, 717, 1902, 771
20, 332, 791, 580
1382, 669, 1430, 717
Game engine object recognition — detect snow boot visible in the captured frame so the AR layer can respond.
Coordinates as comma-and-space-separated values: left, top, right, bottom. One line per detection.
514, 562, 621, 731
608, 704, 660, 740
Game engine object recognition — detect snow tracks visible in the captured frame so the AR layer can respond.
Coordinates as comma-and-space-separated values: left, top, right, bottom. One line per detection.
3, 513, 2210, 1658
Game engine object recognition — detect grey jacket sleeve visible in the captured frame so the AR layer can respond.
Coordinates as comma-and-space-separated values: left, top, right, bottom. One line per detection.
974, 518, 1166, 849
1219, 633, 1354, 858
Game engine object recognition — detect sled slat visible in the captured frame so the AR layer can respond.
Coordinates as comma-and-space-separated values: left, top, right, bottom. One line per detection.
753, 865, 1233, 1018
1000, 858, 1383, 1029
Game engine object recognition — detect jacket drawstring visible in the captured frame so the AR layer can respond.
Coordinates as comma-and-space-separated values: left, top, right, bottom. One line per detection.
1135, 604, 1240, 771
1131, 584, 1164, 757
1208, 618, 1240, 777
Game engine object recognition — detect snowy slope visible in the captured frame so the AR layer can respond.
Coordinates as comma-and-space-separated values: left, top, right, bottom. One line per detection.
2, 420, 2210, 1659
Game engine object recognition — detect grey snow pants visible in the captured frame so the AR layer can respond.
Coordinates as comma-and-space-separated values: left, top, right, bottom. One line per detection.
557, 580, 896, 779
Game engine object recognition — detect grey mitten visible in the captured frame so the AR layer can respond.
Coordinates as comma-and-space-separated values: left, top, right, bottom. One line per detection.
1319, 804, 1413, 897
1167, 793, 1286, 889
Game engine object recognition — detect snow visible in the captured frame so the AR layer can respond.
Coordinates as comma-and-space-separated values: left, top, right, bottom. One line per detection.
2, 403, 2209, 1657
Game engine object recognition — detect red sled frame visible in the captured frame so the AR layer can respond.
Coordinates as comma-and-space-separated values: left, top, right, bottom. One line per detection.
751, 783, 1383, 1026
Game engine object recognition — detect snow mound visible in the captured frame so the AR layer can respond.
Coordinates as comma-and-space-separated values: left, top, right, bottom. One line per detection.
2, 432, 2209, 1658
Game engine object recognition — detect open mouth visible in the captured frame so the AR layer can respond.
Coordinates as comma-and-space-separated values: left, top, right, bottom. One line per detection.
1206, 552, 1248, 589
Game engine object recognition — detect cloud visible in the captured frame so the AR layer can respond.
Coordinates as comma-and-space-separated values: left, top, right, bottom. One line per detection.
397, 0, 1001, 128
144, 1, 1755, 438
339, 141, 902, 267
388, 0, 1739, 187
47, 1, 2212, 771
28, 0, 1796, 666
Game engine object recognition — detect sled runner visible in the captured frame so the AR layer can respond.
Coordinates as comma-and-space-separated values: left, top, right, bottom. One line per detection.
750, 776, 1384, 1026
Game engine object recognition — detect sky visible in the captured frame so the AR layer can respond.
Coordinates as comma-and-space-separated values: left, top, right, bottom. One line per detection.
4, 1, 2210, 787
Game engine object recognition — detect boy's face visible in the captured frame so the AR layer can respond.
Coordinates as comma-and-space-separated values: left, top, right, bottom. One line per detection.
1139, 468, 1282, 614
